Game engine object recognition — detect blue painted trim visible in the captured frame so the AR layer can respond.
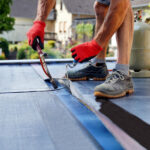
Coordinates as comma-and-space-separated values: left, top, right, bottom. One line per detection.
46, 81, 124, 150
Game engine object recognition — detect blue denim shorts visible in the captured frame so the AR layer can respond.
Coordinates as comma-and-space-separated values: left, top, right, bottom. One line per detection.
96, 0, 110, 5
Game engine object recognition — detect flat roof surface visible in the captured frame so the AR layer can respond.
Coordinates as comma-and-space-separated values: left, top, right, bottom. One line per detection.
0, 60, 123, 150
0, 60, 149, 149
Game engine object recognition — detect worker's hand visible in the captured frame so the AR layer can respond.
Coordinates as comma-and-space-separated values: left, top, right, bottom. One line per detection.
27, 21, 46, 50
71, 40, 103, 63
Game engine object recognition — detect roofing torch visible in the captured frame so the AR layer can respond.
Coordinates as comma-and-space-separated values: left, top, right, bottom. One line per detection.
36, 37, 58, 89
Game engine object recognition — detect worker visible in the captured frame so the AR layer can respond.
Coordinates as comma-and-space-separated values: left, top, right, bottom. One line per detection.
27, 0, 134, 99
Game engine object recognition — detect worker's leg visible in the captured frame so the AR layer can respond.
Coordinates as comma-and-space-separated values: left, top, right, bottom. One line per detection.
66, 2, 109, 81
94, 1, 134, 98
116, 4, 134, 68
93, 2, 109, 64
94, 0, 130, 48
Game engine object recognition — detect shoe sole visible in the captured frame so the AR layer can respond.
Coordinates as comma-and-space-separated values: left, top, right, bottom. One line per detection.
68, 77, 107, 81
94, 89, 134, 99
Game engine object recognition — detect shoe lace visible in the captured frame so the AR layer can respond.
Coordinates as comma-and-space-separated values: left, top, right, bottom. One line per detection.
105, 70, 125, 83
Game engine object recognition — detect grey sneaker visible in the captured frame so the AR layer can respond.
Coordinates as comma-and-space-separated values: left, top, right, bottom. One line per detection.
66, 62, 108, 81
94, 69, 134, 98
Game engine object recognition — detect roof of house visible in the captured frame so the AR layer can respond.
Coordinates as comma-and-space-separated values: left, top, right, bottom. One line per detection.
10, 0, 38, 18
63, 0, 95, 15
131, 0, 150, 8
10, 0, 149, 18
63, 0, 150, 15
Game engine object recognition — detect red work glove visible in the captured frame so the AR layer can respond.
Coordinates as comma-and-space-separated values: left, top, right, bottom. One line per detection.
27, 21, 46, 50
71, 40, 103, 63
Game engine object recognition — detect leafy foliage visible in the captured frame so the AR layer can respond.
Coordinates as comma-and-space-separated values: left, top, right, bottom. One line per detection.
0, 0, 15, 34
43, 42, 62, 59
76, 23, 94, 39
0, 38, 9, 58
10, 40, 64, 59
16, 48, 26, 59
47, 40, 56, 48
0, 52, 6, 60
30, 53, 39, 59
76, 23, 85, 39
84, 23, 94, 38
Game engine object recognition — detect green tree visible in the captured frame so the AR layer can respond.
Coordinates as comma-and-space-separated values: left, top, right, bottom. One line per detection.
0, 0, 15, 34
76, 23, 94, 40
84, 23, 94, 38
76, 23, 85, 39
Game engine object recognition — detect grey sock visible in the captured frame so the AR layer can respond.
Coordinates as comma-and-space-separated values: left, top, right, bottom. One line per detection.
115, 63, 129, 76
91, 57, 106, 65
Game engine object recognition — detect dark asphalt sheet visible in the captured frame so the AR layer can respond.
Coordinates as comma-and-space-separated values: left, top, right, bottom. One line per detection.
47, 82, 123, 150
0, 64, 49, 93
32, 63, 123, 150
69, 79, 150, 149
0, 92, 102, 150
0, 64, 102, 150
70, 79, 150, 125
32, 63, 68, 80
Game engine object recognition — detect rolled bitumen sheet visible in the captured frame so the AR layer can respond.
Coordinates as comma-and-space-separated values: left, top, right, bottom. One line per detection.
67, 80, 150, 149
32, 61, 149, 149
0, 63, 123, 150
0, 92, 101, 150
0, 64, 49, 93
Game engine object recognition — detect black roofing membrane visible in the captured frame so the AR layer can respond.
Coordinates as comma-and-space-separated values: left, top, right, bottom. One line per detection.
0, 62, 150, 149
0, 91, 101, 150
68, 79, 150, 149
0, 63, 102, 150
0, 65, 49, 93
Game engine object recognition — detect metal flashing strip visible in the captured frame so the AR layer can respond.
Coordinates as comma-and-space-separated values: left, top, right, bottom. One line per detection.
45, 81, 124, 150
0, 59, 73, 65
0, 58, 117, 65
0, 89, 52, 95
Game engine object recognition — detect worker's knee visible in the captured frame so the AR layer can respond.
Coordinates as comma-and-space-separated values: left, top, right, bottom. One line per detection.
94, 2, 108, 19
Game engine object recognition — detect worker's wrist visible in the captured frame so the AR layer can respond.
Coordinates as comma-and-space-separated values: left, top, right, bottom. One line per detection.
91, 40, 103, 51
33, 20, 46, 28
93, 37, 105, 49
34, 16, 46, 23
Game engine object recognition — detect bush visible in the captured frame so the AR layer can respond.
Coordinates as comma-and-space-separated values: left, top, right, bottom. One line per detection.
17, 40, 32, 50
0, 52, 6, 60
44, 42, 62, 58
76, 23, 94, 39
30, 53, 39, 59
43, 48, 62, 59
10, 40, 67, 59
9, 44, 18, 52
0, 38, 9, 58
64, 52, 72, 58
47, 40, 55, 48
17, 48, 26, 59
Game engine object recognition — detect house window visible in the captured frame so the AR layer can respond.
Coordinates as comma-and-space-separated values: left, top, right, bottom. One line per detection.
63, 22, 67, 32
60, 1, 63, 10
59, 22, 62, 32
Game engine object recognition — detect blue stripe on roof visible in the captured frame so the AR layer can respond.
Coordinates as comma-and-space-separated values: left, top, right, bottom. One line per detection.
46, 81, 124, 150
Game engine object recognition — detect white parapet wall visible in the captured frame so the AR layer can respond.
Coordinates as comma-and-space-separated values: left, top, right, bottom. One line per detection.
0, 18, 33, 43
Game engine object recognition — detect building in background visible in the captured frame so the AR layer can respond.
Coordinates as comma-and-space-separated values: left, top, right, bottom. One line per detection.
0, 0, 56, 43
0, 0, 95, 45
54, 0, 95, 45
0, 0, 149, 47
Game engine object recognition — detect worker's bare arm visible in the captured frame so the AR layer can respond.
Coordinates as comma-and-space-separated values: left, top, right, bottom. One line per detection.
94, 0, 130, 48
35, 0, 56, 22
